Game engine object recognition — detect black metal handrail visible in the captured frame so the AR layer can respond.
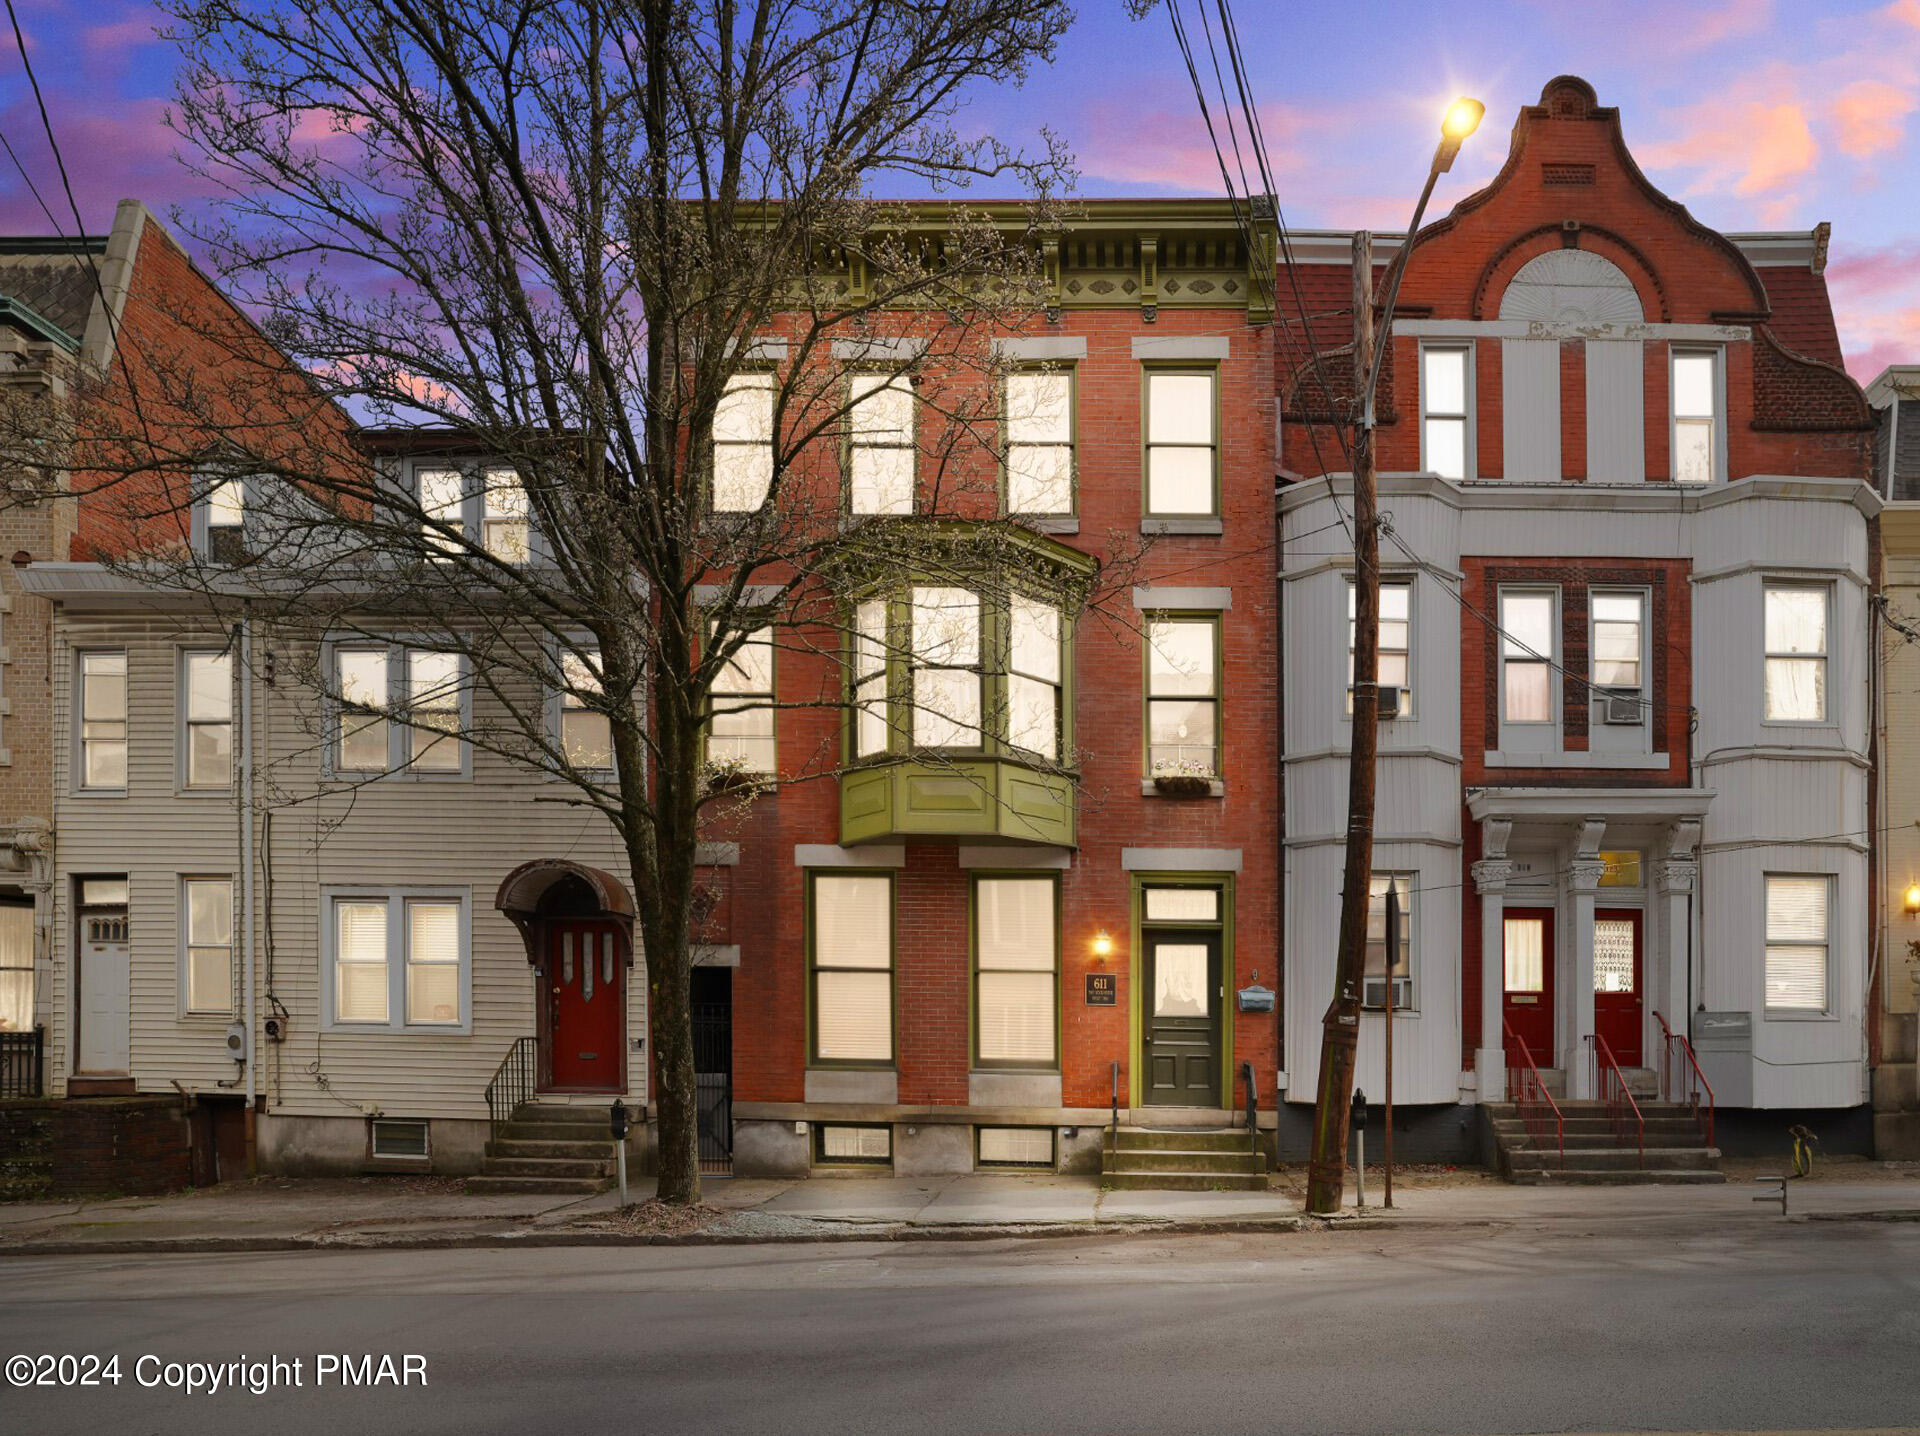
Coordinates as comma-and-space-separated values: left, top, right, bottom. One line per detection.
485, 1036, 537, 1143
1239, 1060, 1257, 1157
0, 1026, 44, 1099
1109, 1059, 1120, 1151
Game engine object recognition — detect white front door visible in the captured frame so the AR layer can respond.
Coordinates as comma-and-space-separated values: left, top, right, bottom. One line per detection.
77, 911, 130, 1073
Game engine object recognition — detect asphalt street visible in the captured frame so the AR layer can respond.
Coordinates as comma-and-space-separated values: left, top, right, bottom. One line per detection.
1, 1217, 1916, 1435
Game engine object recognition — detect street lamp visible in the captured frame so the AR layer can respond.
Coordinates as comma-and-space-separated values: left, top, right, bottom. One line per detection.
1361, 97, 1484, 426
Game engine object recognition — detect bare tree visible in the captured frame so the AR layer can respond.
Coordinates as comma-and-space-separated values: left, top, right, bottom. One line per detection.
47, 0, 1118, 1203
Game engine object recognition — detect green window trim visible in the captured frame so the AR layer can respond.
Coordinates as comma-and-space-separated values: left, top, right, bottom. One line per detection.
845, 370, 918, 516
1143, 610, 1222, 779
969, 871, 1063, 1071
805, 868, 897, 1068
1127, 873, 1236, 1111
706, 367, 780, 516
1140, 364, 1221, 519
842, 588, 1075, 768
1002, 364, 1079, 518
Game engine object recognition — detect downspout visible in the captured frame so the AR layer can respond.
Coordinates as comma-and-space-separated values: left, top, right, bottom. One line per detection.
241, 611, 256, 1116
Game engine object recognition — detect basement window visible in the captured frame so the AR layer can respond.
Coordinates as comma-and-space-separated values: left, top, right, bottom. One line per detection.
369, 1119, 430, 1161
976, 1126, 1055, 1170
815, 1124, 891, 1166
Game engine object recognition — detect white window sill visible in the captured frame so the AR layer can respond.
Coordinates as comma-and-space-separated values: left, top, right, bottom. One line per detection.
1762, 1009, 1836, 1022
1484, 750, 1669, 769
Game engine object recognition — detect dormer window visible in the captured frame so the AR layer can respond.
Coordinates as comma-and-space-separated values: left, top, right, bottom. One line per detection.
205, 479, 246, 563
416, 463, 534, 561
482, 468, 529, 561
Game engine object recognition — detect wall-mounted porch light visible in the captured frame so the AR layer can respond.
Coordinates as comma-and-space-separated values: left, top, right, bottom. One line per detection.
1090, 932, 1115, 961
1904, 882, 1920, 918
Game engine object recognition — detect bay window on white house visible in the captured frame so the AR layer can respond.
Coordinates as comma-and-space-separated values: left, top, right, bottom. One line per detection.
326, 890, 468, 1031
809, 872, 892, 1063
974, 875, 1058, 1066
848, 373, 915, 515
1763, 582, 1827, 722
1765, 874, 1830, 1013
712, 373, 775, 512
708, 627, 776, 773
1005, 369, 1074, 515
1349, 580, 1412, 714
1363, 872, 1414, 1010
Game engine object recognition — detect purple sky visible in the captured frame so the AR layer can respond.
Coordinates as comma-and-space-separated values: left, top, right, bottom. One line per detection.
6, 0, 1918, 377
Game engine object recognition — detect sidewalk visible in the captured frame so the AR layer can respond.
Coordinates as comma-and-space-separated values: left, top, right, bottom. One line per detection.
1, 1163, 1915, 1256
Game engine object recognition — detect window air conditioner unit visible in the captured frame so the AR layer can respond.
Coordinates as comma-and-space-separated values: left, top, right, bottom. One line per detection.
1602, 689, 1644, 725
1377, 685, 1405, 720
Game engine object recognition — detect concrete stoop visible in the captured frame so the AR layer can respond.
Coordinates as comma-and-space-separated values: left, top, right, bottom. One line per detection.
1484, 1100, 1725, 1186
467, 1104, 614, 1196
1102, 1126, 1268, 1192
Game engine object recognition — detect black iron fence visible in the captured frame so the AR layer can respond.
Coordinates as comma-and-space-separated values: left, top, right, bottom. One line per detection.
0, 1026, 43, 1099
693, 1002, 732, 1175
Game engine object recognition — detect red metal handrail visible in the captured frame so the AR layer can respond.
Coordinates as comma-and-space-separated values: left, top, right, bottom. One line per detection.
1652, 1010, 1717, 1150
1590, 1033, 1644, 1168
1503, 1021, 1564, 1169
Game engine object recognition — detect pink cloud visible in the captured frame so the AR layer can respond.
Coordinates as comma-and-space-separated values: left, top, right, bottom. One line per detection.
1832, 79, 1916, 158
1643, 94, 1818, 198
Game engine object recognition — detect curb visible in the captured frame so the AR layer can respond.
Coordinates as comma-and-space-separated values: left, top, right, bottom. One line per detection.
0, 1214, 1315, 1258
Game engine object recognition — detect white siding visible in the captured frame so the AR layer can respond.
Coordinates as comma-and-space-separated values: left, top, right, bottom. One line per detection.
1502, 339, 1561, 481
1585, 341, 1645, 483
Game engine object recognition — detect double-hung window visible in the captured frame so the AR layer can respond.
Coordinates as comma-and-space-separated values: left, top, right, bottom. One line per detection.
1591, 593, 1644, 693
1764, 874, 1830, 1013
1672, 350, 1720, 484
482, 467, 529, 562
559, 646, 613, 770
333, 646, 465, 775
78, 651, 128, 791
852, 601, 891, 758
326, 890, 468, 1030
1146, 616, 1219, 775
1005, 369, 1074, 515
1763, 582, 1827, 722
181, 877, 233, 1014
708, 627, 776, 773
1499, 590, 1557, 726
1008, 597, 1062, 759
1144, 370, 1217, 516
1420, 345, 1471, 480
1363, 873, 1413, 1011
418, 467, 466, 554
973, 875, 1058, 1067
910, 587, 981, 748
181, 650, 234, 790
848, 373, 914, 515
204, 478, 246, 563
1349, 580, 1412, 714
809, 872, 892, 1063
712, 374, 775, 512
0, 901, 33, 1033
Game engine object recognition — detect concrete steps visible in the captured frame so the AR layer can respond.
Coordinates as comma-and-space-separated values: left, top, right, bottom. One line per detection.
1102, 1126, 1268, 1192
1484, 1100, 1724, 1186
467, 1103, 614, 1196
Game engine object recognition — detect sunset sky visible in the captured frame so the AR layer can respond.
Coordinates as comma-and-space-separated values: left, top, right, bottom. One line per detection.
4, 0, 1917, 377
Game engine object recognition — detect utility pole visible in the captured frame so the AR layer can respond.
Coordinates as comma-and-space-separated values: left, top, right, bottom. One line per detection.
1306, 231, 1378, 1216
1302, 98, 1484, 1218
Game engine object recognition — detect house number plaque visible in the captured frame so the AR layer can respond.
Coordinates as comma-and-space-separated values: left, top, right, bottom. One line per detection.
1085, 973, 1117, 1006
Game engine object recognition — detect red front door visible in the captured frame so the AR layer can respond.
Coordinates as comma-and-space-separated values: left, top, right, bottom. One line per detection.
1593, 908, 1644, 1066
544, 920, 627, 1093
1502, 907, 1555, 1068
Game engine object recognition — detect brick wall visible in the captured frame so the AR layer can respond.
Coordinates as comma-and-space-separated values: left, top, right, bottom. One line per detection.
0, 1096, 192, 1196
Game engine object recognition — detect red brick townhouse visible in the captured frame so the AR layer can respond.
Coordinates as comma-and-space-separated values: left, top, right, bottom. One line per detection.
1276, 77, 1880, 1165
701, 201, 1284, 1178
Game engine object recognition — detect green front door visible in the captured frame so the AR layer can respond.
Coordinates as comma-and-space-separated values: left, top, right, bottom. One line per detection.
1142, 931, 1221, 1106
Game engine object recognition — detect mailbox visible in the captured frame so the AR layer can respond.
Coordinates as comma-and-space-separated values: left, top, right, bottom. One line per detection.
1236, 983, 1275, 1013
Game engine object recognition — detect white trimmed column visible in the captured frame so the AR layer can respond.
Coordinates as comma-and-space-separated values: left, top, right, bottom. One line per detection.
1655, 854, 1698, 1059
1473, 858, 1514, 1102
1568, 853, 1605, 1100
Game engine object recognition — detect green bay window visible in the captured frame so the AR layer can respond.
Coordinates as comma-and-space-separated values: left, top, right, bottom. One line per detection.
910, 587, 983, 748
